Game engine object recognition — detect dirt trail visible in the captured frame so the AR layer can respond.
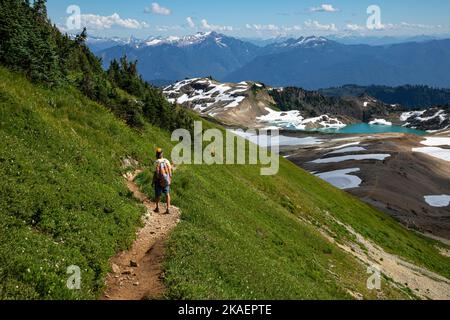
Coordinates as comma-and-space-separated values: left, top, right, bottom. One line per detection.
318, 213, 450, 300
102, 170, 180, 300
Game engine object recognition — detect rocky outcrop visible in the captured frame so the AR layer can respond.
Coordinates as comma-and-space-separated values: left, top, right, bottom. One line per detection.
401, 107, 450, 132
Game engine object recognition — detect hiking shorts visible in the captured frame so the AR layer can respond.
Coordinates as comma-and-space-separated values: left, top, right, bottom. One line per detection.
155, 184, 170, 198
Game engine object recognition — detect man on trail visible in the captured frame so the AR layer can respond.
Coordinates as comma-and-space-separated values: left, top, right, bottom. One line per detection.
153, 148, 173, 214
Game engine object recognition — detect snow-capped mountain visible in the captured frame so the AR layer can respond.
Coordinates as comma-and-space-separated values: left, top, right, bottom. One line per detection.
164, 78, 271, 128
96, 32, 450, 90
164, 78, 450, 132
86, 35, 142, 52
224, 38, 450, 89
98, 32, 260, 82
265, 36, 331, 51
142, 32, 230, 48
164, 78, 360, 130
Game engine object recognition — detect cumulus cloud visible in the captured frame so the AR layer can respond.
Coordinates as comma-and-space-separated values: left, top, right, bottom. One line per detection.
145, 3, 171, 15
186, 17, 195, 28
201, 19, 233, 31
304, 20, 338, 31
77, 13, 149, 30
310, 4, 339, 12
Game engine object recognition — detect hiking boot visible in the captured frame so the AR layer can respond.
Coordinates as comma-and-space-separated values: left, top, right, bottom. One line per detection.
153, 207, 160, 213
164, 209, 171, 215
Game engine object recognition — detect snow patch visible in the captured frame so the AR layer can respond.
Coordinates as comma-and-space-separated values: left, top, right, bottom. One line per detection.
328, 142, 361, 150
419, 137, 450, 147
164, 78, 248, 115
401, 111, 425, 122
401, 109, 447, 123
424, 195, 450, 208
257, 108, 345, 131
310, 154, 391, 164
369, 119, 392, 126
316, 168, 362, 190
229, 130, 323, 147
326, 146, 367, 155
412, 147, 450, 163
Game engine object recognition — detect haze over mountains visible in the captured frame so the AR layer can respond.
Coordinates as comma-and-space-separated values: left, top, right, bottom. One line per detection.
95, 32, 450, 89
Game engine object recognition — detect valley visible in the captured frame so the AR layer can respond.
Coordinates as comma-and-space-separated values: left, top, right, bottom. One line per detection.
164, 77, 450, 241
280, 131, 450, 240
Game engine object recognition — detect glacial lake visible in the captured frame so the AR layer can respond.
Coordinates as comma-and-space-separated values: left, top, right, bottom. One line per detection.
318, 123, 427, 136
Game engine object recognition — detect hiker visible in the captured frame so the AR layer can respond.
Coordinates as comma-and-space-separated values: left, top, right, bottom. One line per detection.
152, 148, 173, 214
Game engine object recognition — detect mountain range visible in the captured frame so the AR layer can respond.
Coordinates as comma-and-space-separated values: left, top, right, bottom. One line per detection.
163, 77, 450, 132
97, 32, 260, 84
96, 32, 450, 89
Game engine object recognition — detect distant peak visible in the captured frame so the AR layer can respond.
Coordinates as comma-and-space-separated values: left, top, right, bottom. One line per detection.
272, 35, 330, 49
143, 31, 229, 48
296, 36, 328, 44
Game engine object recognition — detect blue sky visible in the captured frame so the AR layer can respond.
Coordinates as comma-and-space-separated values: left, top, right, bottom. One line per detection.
47, 0, 450, 39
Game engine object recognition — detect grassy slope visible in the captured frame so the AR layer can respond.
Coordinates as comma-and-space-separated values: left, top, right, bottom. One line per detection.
0, 67, 171, 299
137, 137, 450, 299
0, 67, 448, 299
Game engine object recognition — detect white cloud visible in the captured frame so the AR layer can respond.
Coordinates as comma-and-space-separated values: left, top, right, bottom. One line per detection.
154, 25, 183, 32
201, 19, 233, 31
400, 22, 441, 29
345, 24, 364, 31
344, 21, 442, 33
78, 13, 148, 30
283, 25, 302, 32
304, 20, 338, 31
186, 17, 195, 28
145, 3, 171, 15
246, 24, 279, 31
310, 4, 339, 13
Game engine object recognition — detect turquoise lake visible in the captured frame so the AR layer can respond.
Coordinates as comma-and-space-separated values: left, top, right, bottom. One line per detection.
318, 123, 427, 136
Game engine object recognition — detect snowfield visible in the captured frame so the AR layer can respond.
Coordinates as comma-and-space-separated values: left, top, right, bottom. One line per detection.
315, 168, 362, 190
401, 109, 449, 131
165, 78, 349, 131
327, 142, 361, 150
412, 137, 450, 163
424, 195, 450, 208
257, 108, 346, 131
369, 119, 392, 126
401, 110, 446, 122
412, 147, 450, 163
401, 111, 425, 122
229, 130, 323, 147
164, 78, 251, 116
310, 154, 391, 164
419, 137, 450, 147
326, 146, 367, 155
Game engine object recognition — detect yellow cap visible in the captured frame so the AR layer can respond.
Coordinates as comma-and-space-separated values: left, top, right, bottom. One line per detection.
156, 148, 162, 153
